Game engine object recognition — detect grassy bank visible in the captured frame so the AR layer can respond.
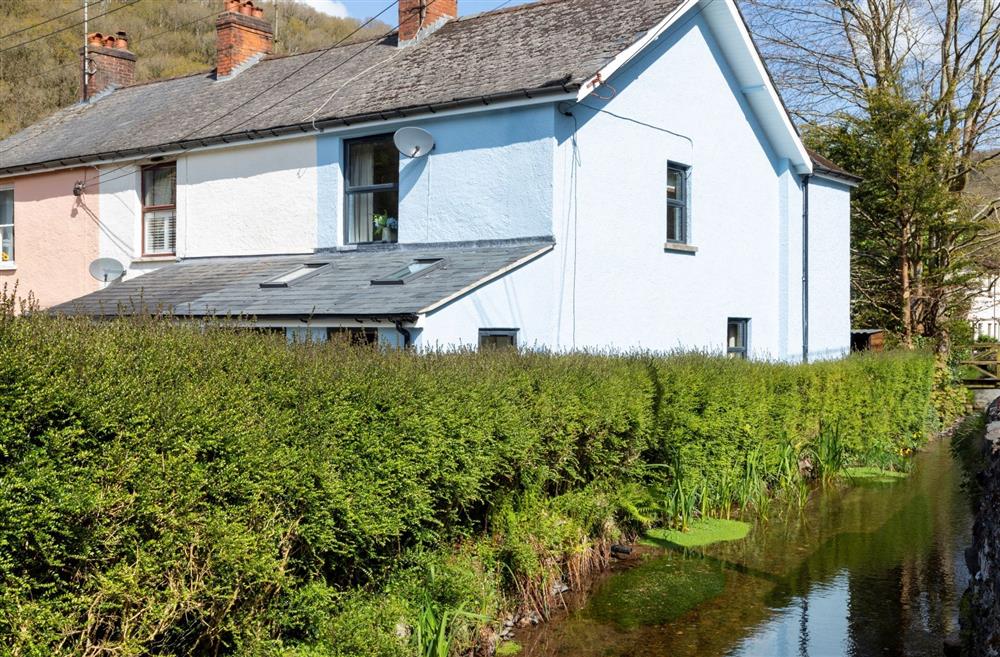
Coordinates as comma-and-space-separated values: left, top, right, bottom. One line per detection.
0, 311, 947, 656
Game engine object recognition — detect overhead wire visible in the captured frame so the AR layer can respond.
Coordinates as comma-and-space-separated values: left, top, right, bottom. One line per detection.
0, 0, 145, 55
0, 0, 103, 42
81, 0, 403, 191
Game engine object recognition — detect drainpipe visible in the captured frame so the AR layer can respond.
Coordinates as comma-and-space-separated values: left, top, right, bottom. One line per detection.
394, 320, 412, 348
801, 174, 810, 364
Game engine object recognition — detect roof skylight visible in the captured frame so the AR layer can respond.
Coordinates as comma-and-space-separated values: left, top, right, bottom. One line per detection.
260, 263, 329, 288
371, 258, 443, 285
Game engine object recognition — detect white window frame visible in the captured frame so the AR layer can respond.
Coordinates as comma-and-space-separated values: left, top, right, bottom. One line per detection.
0, 186, 13, 265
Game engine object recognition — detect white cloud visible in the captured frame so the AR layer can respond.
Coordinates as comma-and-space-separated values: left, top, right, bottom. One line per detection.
291, 0, 349, 18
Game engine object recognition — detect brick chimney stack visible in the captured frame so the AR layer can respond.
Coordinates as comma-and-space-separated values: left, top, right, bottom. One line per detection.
398, 0, 458, 44
80, 32, 135, 101
216, 0, 273, 78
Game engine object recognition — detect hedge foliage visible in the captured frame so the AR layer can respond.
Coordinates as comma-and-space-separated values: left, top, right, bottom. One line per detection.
0, 314, 937, 656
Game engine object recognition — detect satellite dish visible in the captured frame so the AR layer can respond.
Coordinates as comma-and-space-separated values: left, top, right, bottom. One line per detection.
88, 257, 125, 283
393, 127, 435, 158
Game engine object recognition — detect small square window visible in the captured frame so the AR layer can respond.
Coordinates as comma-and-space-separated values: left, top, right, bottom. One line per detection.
479, 328, 518, 350
727, 318, 749, 359
260, 263, 329, 288
328, 327, 379, 345
667, 163, 689, 244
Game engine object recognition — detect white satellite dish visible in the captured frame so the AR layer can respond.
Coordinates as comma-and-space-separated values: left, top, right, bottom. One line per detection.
393, 127, 435, 158
88, 257, 125, 283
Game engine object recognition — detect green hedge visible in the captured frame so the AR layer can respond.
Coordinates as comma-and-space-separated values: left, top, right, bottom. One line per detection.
0, 315, 936, 656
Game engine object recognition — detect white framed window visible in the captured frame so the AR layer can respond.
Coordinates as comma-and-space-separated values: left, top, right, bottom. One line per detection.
727, 318, 750, 359
479, 328, 518, 349
667, 162, 690, 244
142, 163, 176, 256
0, 187, 13, 263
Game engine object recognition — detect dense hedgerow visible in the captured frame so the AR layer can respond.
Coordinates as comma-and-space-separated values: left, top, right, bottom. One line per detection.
0, 312, 938, 656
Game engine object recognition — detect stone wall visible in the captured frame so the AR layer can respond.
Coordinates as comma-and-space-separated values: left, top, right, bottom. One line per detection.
963, 401, 1000, 656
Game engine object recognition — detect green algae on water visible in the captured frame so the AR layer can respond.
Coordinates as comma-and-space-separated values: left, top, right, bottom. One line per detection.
843, 466, 908, 484
584, 555, 726, 629
496, 641, 522, 655
642, 518, 751, 549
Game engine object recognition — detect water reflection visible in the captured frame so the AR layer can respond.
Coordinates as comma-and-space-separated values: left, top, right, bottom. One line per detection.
522, 438, 972, 657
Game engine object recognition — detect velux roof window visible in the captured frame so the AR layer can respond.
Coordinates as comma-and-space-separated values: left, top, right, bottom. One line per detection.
260, 263, 330, 288
371, 258, 442, 285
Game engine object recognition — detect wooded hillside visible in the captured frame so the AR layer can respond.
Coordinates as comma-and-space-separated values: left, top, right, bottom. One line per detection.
0, 0, 386, 139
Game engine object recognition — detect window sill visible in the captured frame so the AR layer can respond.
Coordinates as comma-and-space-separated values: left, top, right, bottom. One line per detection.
0, 262, 16, 271
133, 255, 179, 263
664, 242, 698, 254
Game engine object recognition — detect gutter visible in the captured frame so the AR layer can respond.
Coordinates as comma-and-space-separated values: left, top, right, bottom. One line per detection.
0, 83, 580, 177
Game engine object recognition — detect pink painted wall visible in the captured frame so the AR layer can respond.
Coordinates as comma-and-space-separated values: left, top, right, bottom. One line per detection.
0, 168, 100, 308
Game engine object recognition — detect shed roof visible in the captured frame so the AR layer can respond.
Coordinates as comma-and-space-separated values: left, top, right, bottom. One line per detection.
49, 239, 553, 319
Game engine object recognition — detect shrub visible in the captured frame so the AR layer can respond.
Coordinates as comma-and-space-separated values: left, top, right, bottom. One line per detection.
0, 314, 938, 655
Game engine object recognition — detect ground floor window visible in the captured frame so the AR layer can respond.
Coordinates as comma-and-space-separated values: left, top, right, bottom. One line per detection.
727, 318, 749, 359
328, 327, 379, 345
479, 328, 518, 349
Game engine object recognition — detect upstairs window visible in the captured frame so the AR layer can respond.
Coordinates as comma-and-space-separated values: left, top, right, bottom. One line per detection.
667, 163, 689, 243
142, 163, 176, 256
345, 135, 399, 244
0, 188, 12, 263
727, 318, 749, 359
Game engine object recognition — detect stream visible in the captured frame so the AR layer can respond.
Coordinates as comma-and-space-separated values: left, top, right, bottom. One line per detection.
520, 437, 973, 657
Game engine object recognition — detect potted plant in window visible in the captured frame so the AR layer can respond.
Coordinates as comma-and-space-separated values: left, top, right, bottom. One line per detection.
373, 213, 398, 242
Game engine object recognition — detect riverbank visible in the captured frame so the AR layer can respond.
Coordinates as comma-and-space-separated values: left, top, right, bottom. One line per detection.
0, 311, 955, 656
962, 406, 1000, 656
516, 430, 975, 657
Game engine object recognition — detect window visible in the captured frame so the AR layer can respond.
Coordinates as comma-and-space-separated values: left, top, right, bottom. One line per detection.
142, 163, 176, 255
727, 318, 749, 359
479, 328, 518, 349
667, 163, 689, 243
371, 258, 443, 285
328, 327, 379, 345
0, 188, 12, 263
345, 135, 399, 244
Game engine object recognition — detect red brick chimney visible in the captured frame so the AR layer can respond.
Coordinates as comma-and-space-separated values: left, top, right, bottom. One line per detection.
215, 0, 273, 78
80, 32, 135, 101
398, 0, 458, 43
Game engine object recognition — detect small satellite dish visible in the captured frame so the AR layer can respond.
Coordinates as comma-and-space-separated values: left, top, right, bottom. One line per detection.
88, 257, 125, 283
393, 127, 435, 158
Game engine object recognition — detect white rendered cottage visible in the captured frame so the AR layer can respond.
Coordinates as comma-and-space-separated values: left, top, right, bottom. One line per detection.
0, 0, 858, 359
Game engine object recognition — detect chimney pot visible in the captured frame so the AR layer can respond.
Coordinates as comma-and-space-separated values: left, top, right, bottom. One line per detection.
80, 31, 136, 101
215, 0, 273, 78
398, 0, 458, 43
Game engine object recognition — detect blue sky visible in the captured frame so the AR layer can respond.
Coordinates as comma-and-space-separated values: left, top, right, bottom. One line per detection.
291, 0, 534, 21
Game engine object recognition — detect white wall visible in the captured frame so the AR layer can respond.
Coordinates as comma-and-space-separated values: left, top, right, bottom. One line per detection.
807, 176, 852, 359
545, 13, 800, 357
183, 139, 317, 256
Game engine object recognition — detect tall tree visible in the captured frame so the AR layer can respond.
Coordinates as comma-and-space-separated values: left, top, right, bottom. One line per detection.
743, 0, 1000, 347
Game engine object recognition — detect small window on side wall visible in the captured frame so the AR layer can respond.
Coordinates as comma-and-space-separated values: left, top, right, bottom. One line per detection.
727, 318, 749, 359
479, 328, 518, 350
667, 163, 689, 244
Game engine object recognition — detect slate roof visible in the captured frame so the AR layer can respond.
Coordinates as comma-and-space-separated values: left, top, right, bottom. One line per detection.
49, 240, 554, 319
808, 149, 861, 184
0, 0, 684, 174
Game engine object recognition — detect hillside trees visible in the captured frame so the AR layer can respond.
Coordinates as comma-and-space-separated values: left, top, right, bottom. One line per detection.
0, 0, 384, 139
